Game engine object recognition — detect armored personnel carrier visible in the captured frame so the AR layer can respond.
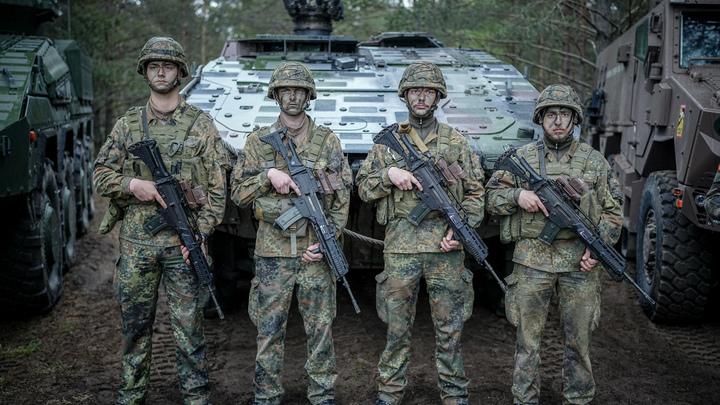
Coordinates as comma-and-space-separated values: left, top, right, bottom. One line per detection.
585, 0, 720, 322
0, 0, 95, 316
182, 0, 538, 301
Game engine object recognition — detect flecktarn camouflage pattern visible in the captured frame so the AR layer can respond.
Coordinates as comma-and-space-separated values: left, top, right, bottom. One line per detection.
486, 83, 623, 405
397, 61, 447, 99
375, 251, 473, 405
136, 36, 189, 78
532, 84, 583, 125
249, 256, 337, 405
266, 61, 318, 100
93, 97, 228, 404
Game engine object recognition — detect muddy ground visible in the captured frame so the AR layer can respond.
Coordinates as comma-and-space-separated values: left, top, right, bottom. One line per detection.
1, 196, 719, 405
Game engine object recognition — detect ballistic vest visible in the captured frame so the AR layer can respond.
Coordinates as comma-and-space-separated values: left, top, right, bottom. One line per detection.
121, 105, 206, 192
375, 121, 465, 225
499, 140, 604, 243
252, 123, 332, 224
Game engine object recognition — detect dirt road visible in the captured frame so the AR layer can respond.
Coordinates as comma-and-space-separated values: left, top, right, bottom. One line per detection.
1, 197, 719, 405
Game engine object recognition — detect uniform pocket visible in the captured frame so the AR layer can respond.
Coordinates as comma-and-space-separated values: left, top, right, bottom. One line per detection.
504, 273, 521, 327
248, 277, 261, 326
460, 268, 475, 322
375, 271, 390, 324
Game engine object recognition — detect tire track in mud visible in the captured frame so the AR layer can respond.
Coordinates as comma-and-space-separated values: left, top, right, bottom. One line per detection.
649, 323, 720, 368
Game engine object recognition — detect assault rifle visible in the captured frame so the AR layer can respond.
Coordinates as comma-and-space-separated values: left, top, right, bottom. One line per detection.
127, 139, 225, 319
373, 123, 508, 294
494, 148, 656, 305
259, 127, 361, 313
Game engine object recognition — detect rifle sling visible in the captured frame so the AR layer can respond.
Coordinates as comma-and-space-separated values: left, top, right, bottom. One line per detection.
405, 126, 429, 154
141, 107, 150, 140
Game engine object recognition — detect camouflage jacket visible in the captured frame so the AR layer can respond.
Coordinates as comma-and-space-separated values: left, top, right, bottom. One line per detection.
356, 123, 485, 253
230, 117, 352, 257
486, 138, 622, 272
93, 99, 229, 246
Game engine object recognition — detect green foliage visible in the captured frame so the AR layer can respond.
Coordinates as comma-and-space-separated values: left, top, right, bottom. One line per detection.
42, 0, 653, 141
5, 340, 41, 359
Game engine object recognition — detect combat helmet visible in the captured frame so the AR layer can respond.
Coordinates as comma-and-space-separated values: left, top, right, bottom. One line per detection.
398, 61, 447, 99
267, 62, 317, 100
533, 84, 583, 125
137, 37, 189, 78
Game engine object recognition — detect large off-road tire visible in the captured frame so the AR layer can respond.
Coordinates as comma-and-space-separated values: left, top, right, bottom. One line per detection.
0, 162, 65, 316
74, 151, 90, 236
62, 153, 78, 269
75, 140, 95, 235
636, 171, 712, 323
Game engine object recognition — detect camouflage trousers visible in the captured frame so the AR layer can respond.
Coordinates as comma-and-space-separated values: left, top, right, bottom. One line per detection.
249, 255, 338, 405
504, 264, 601, 405
375, 251, 474, 405
114, 240, 210, 405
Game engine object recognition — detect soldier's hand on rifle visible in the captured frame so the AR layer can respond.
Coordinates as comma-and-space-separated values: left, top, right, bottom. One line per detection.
268, 168, 301, 195
388, 167, 423, 191
579, 247, 599, 272
128, 178, 167, 209
302, 243, 324, 263
440, 228, 461, 252
180, 234, 207, 266
518, 189, 548, 217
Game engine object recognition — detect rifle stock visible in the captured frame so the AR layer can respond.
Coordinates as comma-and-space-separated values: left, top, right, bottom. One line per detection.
494, 148, 656, 305
373, 124, 507, 294
259, 128, 360, 313
128, 139, 225, 319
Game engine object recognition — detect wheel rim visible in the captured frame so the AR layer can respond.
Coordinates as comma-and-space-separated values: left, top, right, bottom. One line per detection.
44, 194, 62, 273
641, 208, 657, 286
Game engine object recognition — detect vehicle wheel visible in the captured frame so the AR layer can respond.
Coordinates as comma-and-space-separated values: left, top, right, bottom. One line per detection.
636, 171, 712, 323
0, 161, 64, 316
74, 151, 90, 236
62, 153, 78, 269
86, 151, 95, 220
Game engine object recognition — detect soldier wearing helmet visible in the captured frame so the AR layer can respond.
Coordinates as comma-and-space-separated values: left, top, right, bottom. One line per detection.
357, 61, 485, 405
94, 36, 229, 405
230, 61, 352, 405
486, 84, 623, 405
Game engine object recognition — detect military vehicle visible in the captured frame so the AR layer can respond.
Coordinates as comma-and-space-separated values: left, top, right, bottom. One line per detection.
181, 0, 538, 305
585, 0, 720, 322
0, 0, 95, 316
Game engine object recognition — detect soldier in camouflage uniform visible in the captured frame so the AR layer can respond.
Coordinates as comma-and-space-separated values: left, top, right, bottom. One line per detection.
356, 61, 484, 405
704, 164, 720, 221
93, 37, 229, 405
486, 84, 623, 404
230, 61, 352, 405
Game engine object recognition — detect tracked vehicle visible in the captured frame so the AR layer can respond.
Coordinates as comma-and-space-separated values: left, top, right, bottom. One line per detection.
181, 0, 538, 304
0, 0, 95, 316
585, 0, 720, 322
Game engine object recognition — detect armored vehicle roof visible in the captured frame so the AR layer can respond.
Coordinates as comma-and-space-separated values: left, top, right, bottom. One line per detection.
183, 32, 538, 170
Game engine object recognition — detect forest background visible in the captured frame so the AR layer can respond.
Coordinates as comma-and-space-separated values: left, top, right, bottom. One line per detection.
45, 0, 653, 144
